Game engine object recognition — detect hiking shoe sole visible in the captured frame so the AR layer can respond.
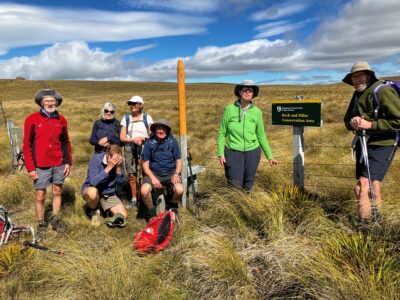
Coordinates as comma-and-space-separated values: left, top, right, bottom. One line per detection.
91, 210, 101, 227
106, 214, 126, 228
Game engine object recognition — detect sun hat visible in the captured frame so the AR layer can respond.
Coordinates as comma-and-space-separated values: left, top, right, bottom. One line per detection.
342, 61, 378, 86
234, 80, 259, 98
150, 119, 171, 134
127, 95, 144, 105
34, 89, 63, 106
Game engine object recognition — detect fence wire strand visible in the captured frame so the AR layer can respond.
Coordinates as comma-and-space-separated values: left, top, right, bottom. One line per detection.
191, 143, 399, 192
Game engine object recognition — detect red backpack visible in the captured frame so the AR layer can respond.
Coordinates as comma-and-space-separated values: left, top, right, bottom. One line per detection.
133, 210, 177, 254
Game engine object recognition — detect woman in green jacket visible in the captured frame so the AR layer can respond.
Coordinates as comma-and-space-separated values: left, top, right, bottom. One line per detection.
217, 80, 278, 191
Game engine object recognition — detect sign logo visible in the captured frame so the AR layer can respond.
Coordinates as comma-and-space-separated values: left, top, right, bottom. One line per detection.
277, 106, 281, 112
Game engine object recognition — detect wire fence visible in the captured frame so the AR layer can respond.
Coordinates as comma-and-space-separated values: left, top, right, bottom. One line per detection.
189, 142, 400, 196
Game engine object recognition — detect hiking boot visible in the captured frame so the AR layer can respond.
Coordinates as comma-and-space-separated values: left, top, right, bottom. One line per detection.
125, 197, 137, 210
91, 209, 101, 227
106, 213, 126, 228
36, 221, 48, 243
145, 207, 157, 223
83, 204, 93, 219
49, 214, 67, 233
165, 201, 179, 211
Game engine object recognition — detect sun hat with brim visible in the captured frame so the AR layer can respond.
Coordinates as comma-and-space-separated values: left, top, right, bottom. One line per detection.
150, 119, 171, 134
342, 61, 378, 86
127, 95, 144, 105
234, 80, 259, 98
34, 89, 63, 106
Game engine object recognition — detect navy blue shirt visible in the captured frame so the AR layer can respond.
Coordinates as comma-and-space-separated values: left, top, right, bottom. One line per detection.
89, 118, 121, 153
81, 153, 125, 196
142, 133, 181, 175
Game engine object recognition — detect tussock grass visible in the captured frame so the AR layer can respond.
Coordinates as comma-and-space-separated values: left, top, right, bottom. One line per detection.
0, 175, 34, 208
0, 244, 34, 278
295, 232, 400, 299
1, 80, 400, 299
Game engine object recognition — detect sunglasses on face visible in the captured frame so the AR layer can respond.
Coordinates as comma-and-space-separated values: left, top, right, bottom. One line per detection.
128, 102, 140, 106
104, 110, 115, 114
241, 88, 254, 93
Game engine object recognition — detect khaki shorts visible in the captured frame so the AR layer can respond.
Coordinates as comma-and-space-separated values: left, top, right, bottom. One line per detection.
100, 195, 122, 211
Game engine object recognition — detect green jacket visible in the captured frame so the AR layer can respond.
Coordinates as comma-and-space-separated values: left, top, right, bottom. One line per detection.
217, 101, 273, 159
344, 80, 400, 146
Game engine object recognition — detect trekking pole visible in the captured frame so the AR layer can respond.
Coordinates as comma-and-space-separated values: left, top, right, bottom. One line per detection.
136, 144, 143, 207
23, 241, 65, 256
359, 130, 379, 222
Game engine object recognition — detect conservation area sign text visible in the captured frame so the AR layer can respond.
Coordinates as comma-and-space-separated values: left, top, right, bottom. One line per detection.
271, 100, 322, 127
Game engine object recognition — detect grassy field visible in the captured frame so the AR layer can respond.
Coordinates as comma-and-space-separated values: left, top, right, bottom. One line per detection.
0, 79, 400, 299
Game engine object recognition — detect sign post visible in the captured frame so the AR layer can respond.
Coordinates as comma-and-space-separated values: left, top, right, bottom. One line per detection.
177, 60, 188, 208
271, 99, 322, 188
293, 125, 304, 188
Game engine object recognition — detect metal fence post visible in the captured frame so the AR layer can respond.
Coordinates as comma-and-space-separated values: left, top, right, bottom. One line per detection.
293, 96, 304, 188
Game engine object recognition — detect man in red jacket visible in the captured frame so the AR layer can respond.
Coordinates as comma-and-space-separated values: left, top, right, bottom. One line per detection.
23, 89, 73, 242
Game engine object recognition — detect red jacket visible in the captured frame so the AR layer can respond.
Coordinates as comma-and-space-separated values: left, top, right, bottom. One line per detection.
23, 110, 73, 172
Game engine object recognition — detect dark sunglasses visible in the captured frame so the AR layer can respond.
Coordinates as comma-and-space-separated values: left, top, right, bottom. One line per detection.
104, 109, 115, 114
128, 102, 140, 106
241, 88, 254, 93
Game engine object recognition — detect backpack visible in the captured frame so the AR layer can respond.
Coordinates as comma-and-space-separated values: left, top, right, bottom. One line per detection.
0, 206, 12, 246
133, 210, 177, 254
125, 112, 149, 132
371, 80, 400, 146
0, 205, 35, 246
372, 80, 400, 119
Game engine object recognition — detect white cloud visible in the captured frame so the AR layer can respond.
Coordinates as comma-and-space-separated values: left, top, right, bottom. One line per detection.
254, 21, 305, 38
0, 41, 149, 80
251, 1, 309, 21
0, 3, 211, 55
120, 0, 221, 13
307, 0, 400, 67
119, 0, 260, 14
134, 39, 308, 81
2, 0, 400, 82
0, 39, 308, 81
284, 75, 307, 81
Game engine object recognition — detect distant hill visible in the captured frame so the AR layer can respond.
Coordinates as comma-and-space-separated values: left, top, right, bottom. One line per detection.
381, 75, 400, 81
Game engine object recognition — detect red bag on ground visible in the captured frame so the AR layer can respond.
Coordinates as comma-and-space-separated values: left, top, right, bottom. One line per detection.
133, 210, 177, 254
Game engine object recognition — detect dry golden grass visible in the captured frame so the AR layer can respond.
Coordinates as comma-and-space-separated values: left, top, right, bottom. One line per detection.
1, 79, 400, 299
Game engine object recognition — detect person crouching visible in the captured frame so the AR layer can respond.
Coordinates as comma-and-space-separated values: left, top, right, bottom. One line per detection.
81, 144, 128, 227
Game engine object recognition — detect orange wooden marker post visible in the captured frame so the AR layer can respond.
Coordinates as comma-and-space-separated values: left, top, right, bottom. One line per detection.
177, 59, 188, 209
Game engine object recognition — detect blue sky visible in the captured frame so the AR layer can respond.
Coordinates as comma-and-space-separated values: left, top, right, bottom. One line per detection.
0, 0, 399, 84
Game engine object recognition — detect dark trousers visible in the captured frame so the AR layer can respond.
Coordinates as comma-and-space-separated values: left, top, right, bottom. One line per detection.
224, 147, 261, 191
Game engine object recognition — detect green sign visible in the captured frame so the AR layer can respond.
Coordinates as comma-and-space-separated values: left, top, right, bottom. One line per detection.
271, 100, 322, 127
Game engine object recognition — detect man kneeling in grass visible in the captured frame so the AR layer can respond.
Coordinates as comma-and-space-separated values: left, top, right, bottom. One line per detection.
81, 144, 128, 227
